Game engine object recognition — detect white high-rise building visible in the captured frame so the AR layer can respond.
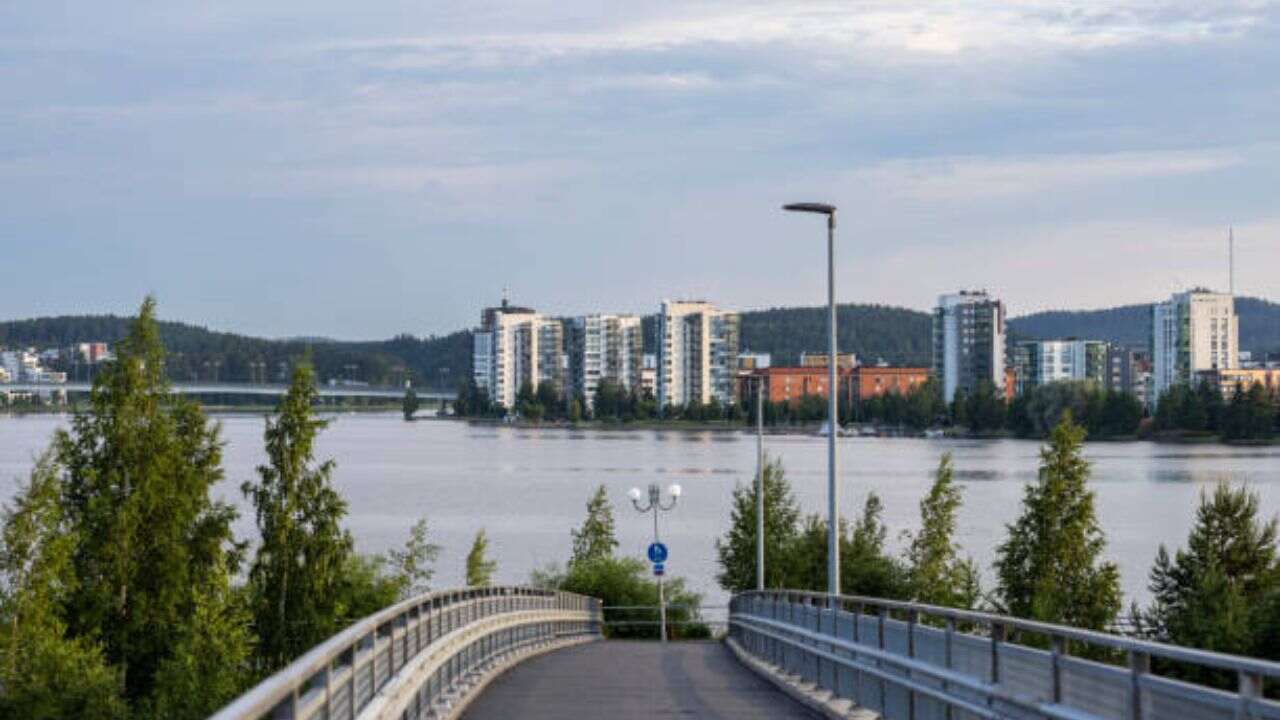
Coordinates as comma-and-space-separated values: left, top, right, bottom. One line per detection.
932, 291, 1007, 403
1013, 339, 1108, 393
472, 299, 564, 409
1151, 290, 1238, 406
567, 314, 643, 409
656, 300, 740, 410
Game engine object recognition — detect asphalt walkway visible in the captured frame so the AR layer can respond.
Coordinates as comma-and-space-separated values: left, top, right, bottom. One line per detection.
462, 640, 817, 719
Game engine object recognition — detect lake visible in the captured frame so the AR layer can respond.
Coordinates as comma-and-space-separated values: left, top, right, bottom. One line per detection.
3, 412, 1279, 611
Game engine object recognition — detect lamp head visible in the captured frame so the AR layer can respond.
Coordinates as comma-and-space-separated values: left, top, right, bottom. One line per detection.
783, 202, 836, 215
628, 487, 642, 502
668, 483, 682, 498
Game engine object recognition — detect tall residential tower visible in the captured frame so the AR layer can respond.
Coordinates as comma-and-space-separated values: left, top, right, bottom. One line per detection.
932, 291, 1007, 403
1151, 289, 1238, 406
656, 300, 740, 410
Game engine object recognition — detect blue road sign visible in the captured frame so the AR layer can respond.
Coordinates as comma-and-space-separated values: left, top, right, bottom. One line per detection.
647, 542, 668, 564
653, 562, 665, 577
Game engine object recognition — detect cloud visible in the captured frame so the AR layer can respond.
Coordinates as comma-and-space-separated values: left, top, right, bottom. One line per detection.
846, 147, 1247, 203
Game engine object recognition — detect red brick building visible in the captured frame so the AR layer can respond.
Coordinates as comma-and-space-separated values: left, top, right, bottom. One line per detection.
739, 365, 930, 408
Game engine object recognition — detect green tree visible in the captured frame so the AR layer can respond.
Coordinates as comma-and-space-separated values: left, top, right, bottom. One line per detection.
905, 454, 980, 608
242, 362, 354, 673
994, 412, 1120, 629
386, 517, 441, 599
0, 452, 126, 720
715, 455, 803, 592
54, 297, 248, 706
466, 530, 497, 587
965, 380, 1006, 433
1133, 483, 1278, 662
842, 493, 910, 598
557, 556, 708, 640
570, 486, 619, 566
402, 386, 420, 421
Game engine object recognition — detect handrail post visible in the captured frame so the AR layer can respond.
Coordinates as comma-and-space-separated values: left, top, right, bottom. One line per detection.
1238, 670, 1262, 720
944, 617, 955, 720
990, 621, 1005, 706
907, 608, 918, 720
1129, 649, 1149, 720
1050, 634, 1065, 705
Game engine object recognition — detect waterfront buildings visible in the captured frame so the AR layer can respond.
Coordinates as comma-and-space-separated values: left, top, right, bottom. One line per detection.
1194, 368, 1280, 400
932, 291, 1007, 403
1012, 339, 1108, 393
1151, 290, 1238, 405
656, 300, 740, 409
566, 314, 643, 409
738, 351, 771, 371
737, 364, 928, 409
472, 299, 564, 409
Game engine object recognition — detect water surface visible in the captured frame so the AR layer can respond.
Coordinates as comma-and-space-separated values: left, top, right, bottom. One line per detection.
3, 413, 1278, 609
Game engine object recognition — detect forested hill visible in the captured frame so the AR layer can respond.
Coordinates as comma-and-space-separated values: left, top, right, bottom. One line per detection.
1009, 296, 1280, 355
0, 314, 471, 390
5, 296, 1277, 388
739, 304, 933, 366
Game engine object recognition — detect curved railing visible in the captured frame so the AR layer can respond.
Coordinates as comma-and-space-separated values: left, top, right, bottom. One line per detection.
729, 589, 1280, 720
212, 586, 601, 720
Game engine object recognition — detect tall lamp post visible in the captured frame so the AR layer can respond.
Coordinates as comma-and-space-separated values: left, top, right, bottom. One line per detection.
783, 201, 840, 596
628, 482, 682, 643
753, 376, 765, 591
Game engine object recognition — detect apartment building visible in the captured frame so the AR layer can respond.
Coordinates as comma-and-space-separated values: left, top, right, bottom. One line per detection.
1012, 339, 1108, 393
1151, 290, 1238, 406
932, 291, 1007, 403
566, 314, 644, 409
656, 300, 740, 410
472, 299, 564, 409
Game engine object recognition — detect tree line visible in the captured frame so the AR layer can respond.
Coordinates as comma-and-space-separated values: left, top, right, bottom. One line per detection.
1154, 379, 1280, 441
715, 412, 1280, 683
0, 313, 470, 390
0, 299, 496, 719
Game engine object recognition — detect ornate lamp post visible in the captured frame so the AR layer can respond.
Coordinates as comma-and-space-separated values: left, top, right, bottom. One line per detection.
628, 482, 681, 643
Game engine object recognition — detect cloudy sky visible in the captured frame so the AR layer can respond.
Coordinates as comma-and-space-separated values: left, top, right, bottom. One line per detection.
2, 2, 1277, 338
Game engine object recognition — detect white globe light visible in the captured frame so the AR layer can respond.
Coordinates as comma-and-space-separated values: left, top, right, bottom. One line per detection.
628, 487, 642, 501
669, 483, 682, 498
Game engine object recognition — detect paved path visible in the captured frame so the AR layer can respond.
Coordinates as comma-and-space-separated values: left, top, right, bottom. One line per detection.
462, 641, 817, 719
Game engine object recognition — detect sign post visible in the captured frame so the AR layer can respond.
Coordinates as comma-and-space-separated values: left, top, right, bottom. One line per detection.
629, 483, 681, 644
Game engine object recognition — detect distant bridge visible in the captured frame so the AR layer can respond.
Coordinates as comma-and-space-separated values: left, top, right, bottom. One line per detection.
1, 381, 451, 401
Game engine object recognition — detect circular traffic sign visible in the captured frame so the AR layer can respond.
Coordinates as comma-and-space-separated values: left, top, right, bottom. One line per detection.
647, 542, 668, 564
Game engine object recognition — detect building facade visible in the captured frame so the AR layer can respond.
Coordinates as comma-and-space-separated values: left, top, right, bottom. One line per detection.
1151, 290, 1238, 406
932, 291, 1007, 403
737, 365, 929, 409
656, 300, 740, 410
566, 314, 643, 409
799, 352, 858, 369
1194, 368, 1280, 400
472, 300, 565, 409
1013, 339, 1108, 393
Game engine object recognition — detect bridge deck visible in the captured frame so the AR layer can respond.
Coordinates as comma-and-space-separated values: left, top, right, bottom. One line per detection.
462, 640, 816, 719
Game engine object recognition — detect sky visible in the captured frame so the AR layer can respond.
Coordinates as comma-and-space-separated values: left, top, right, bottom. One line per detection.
2, 1, 1278, 339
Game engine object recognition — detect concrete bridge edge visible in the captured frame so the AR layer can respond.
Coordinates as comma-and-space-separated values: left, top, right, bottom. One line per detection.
441, 634, 601, 720
723, 636, 879, 720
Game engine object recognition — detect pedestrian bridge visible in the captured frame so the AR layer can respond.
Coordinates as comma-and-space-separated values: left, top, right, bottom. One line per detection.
2, 380, 450, 401
210, 586, 1280, 720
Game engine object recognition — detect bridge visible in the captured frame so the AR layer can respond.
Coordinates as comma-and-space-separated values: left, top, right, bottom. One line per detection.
1, 381, 451, 402
210, 586, 1280, 720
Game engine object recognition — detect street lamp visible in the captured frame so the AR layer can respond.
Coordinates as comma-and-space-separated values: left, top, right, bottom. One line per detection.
783, 201, 840, 596
629, 482, 681, 643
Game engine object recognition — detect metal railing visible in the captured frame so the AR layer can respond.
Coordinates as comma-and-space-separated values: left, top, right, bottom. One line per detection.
212, 586, 601, 720
729, 589, 1280, 720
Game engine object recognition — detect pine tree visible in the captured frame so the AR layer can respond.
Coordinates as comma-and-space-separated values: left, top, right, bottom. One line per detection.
1133, 483, 1278, 659
715, 455, 802, 592
906, 453, 980, 608
466, 530, 497, 587
570, 485, 619, 566
402, 387, 420, 421
0, 451, 126, 720
242, 361, 354, 673
54, 297, 249, 706
994, 411, 1120, 629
